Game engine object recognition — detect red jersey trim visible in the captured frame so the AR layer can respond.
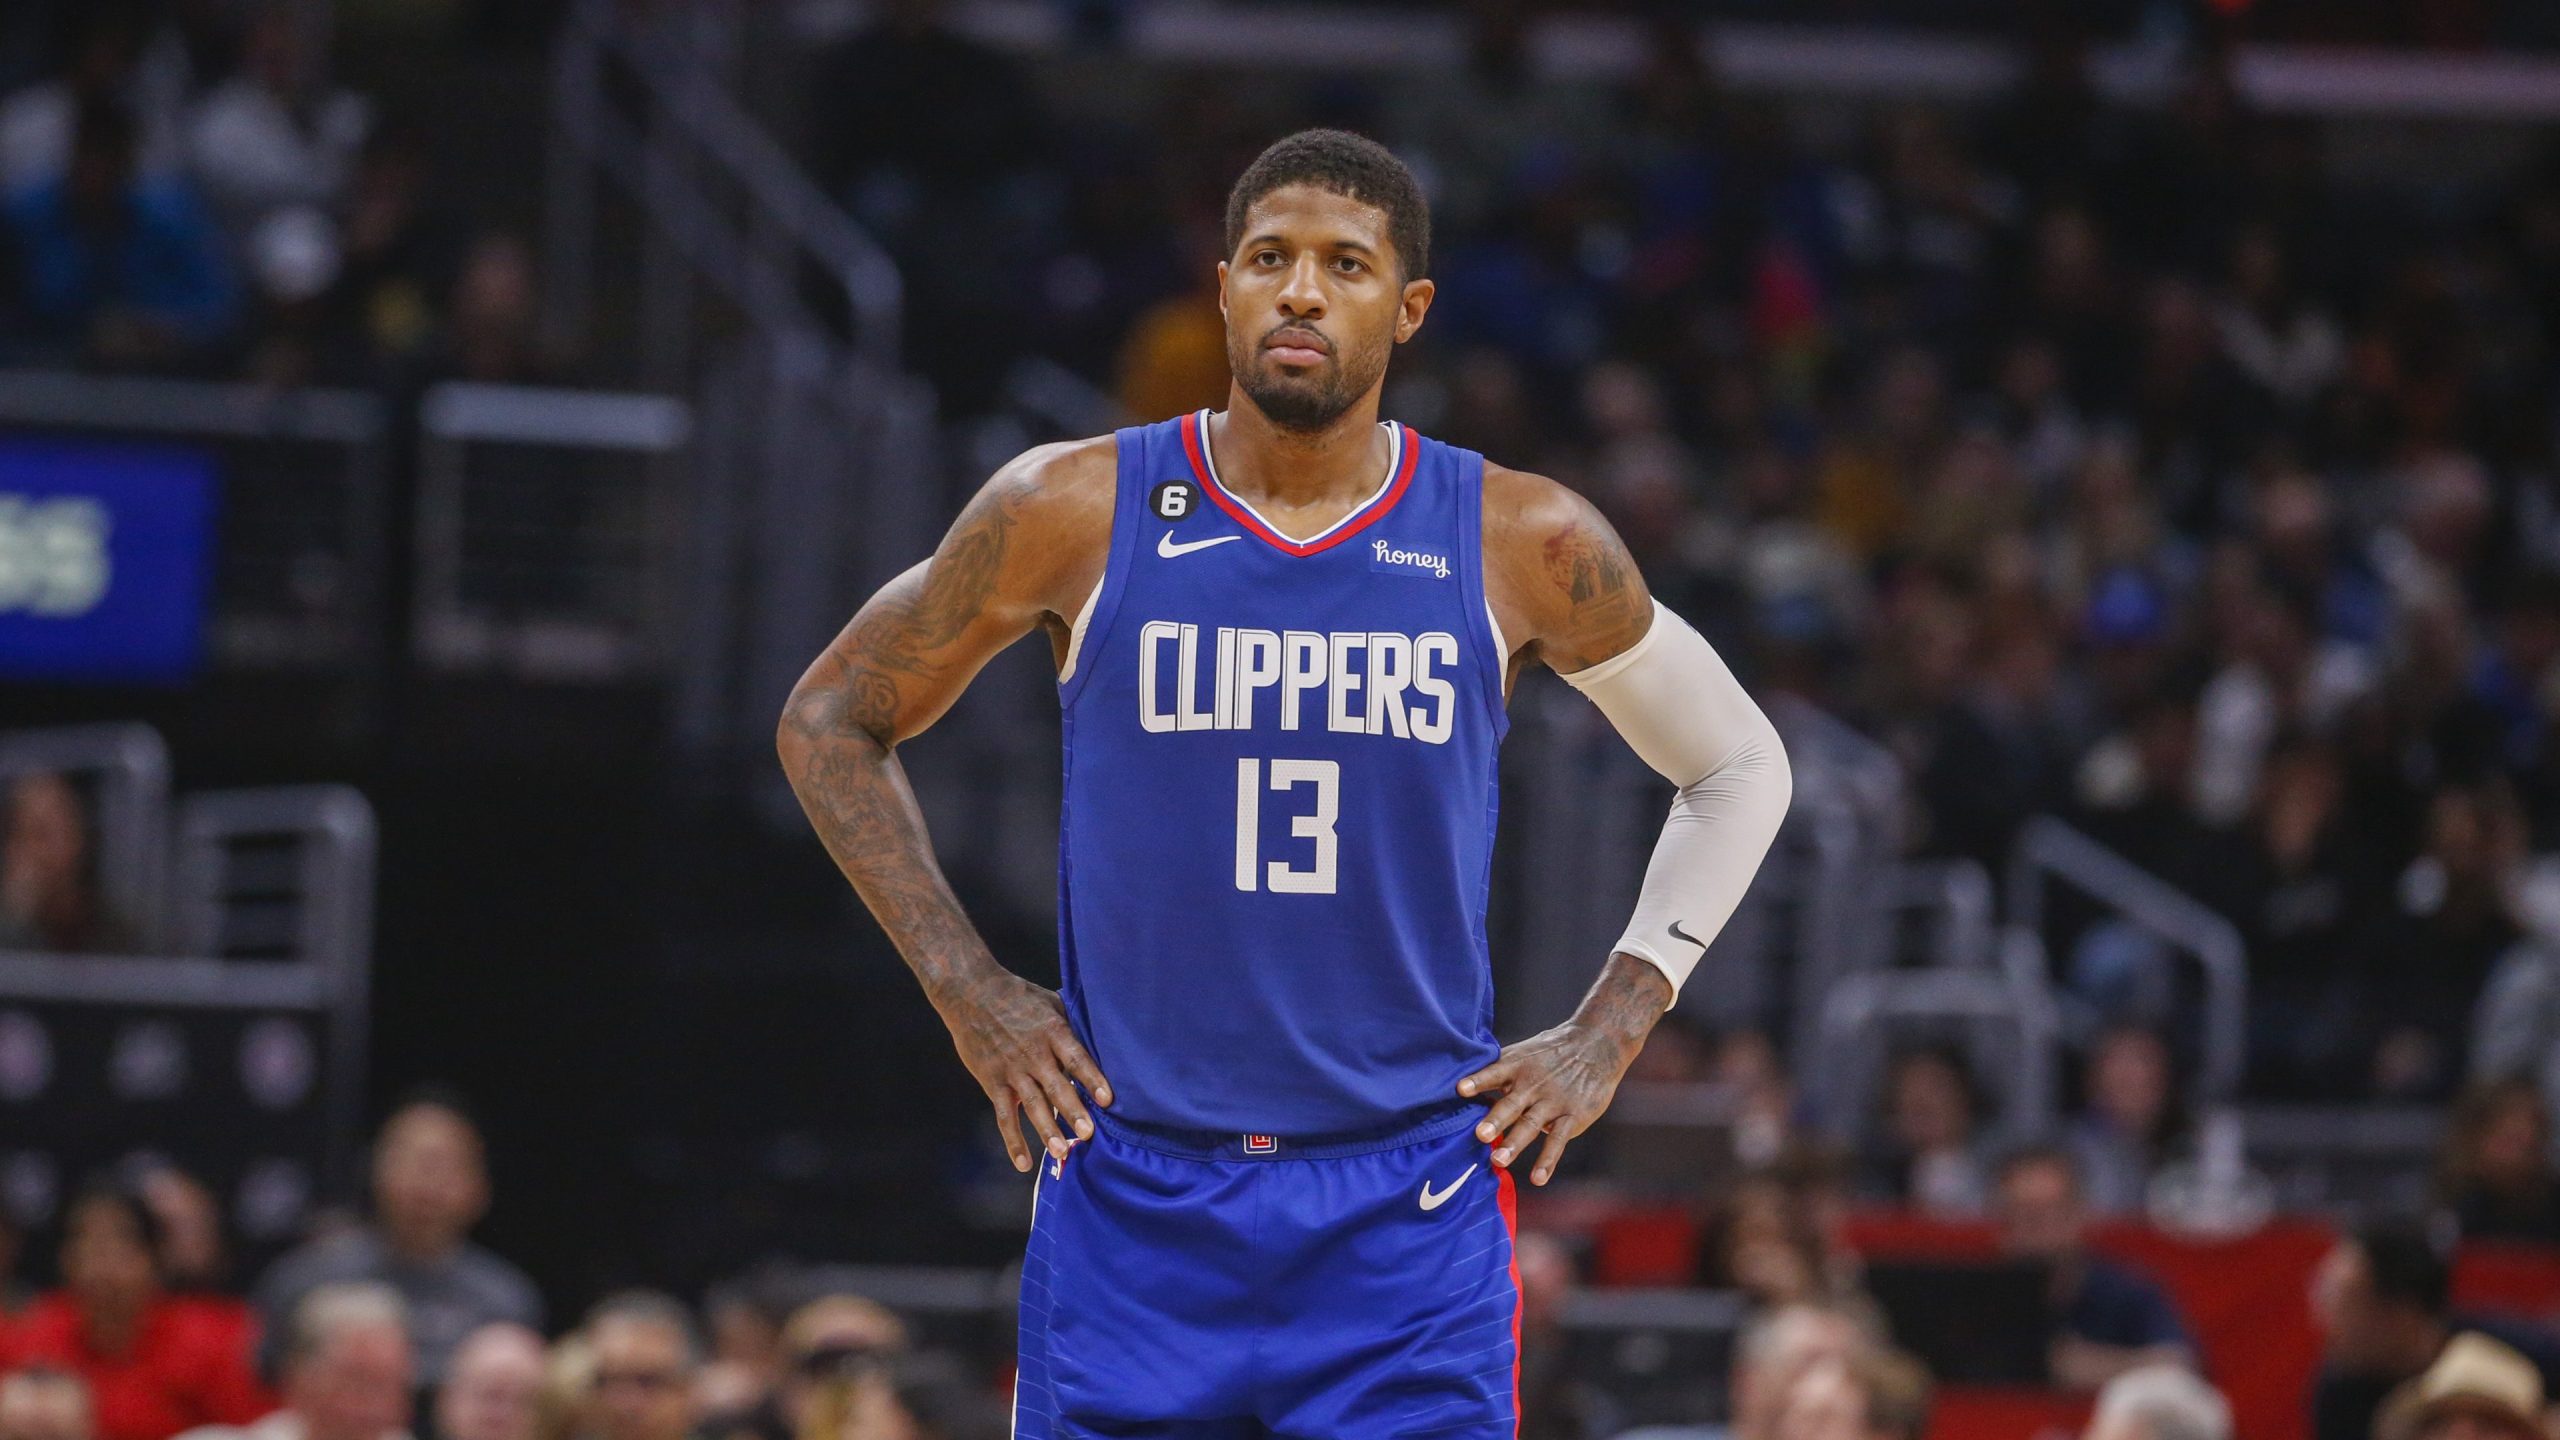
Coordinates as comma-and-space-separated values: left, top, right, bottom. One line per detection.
1179, 409, 1419, 557
1498, 1164, 1524, 1437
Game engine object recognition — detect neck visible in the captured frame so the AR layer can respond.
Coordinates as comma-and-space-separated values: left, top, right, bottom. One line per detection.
84, 1298, 142, 1352
379, 1223, 458, 1265
1208, 390, 1390, 509
2382, 1317, 2449, 1375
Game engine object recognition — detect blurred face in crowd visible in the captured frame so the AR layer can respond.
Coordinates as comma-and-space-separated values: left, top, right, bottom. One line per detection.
2310, 1241, 2430, 1373
589, 1316, 696, 1440
3, 775, 89, 918
1723, 1178, 1817, 1307
451, 237, 543, 381
288, 1321, 414, 1440
1218, 184, 1430, 432
1769, 1354, 1876, 1440
1735, 1308, 1865, 1440
2414, 1405, 2540, 1440
138, 1166, 224, 1289
373, 1102, 490, 1259
1887, 1053, 1972, 1154
62, 1195, 159, 1326
781, 1298, 909, 1429
1512, 1230, 1573, 1336
1718, 1030, 1790, 1116
437, 1324, 546, 1440
2426, 788, 2523, 890
2260, 743, 2342, 866
2468, 1085, 2550, 1194
0, 1372, 93, 1440
2087, 1030, 2170, 1141
1996, 1157, 2084, 1262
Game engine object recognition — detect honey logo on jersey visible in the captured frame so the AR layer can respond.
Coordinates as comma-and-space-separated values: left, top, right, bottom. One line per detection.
1369, 538, 1451, 579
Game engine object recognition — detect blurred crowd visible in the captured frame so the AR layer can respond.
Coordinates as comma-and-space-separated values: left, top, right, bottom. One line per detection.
0, 1, 559, 389
0, 1097, 1012, 1440
10, 1086, 2560, 1440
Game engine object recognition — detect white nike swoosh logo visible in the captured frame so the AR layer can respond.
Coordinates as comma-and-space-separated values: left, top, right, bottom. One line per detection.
1159, 532, 1244, 559
1419, 1163, 1478, 1212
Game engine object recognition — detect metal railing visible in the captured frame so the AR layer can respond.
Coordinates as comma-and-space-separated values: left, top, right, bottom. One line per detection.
546, 0, 902, 372
2006, 815, 2250, 1103
415, 382, 695, 680
1814, 960, 2062, 1146
1884, 857, 1997, 971
0, 768, 376, 1241
546, 0, 941, 801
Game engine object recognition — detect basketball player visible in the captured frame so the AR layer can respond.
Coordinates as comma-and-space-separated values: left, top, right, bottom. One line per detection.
780, 130, 1792, 1437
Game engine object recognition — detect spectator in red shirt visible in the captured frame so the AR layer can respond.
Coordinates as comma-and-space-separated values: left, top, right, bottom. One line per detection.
2, 1178, 273, 1440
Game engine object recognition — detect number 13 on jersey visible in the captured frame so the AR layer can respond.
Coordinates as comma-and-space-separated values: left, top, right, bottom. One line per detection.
1234, 758, 1339, 894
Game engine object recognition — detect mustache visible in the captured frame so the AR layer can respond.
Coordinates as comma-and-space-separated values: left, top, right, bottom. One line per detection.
1260, 322, 1334, 353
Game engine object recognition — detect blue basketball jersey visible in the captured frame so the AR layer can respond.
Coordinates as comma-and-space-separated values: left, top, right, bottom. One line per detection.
1055, 408, 1508, 1137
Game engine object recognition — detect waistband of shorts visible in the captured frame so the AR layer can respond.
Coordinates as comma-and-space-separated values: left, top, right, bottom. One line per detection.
1092, 1099, 1486, 1161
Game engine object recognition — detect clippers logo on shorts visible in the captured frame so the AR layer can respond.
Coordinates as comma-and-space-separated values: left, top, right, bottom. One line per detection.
1369, 538, 1452, 579
1243, 1134, 1279, 1154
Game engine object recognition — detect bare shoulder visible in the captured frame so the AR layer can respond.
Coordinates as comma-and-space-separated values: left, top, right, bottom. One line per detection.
946, 432, 1118, 617
979, 433, 1118, 541
1480, 460, 1654, 674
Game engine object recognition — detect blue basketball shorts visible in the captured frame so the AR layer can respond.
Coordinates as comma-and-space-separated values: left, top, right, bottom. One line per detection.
1012, 1104, 1523, 1439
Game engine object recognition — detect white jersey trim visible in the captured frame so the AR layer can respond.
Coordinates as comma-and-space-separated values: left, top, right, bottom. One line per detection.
1193, 409, 1403, 547
1056, 566, 1106, 683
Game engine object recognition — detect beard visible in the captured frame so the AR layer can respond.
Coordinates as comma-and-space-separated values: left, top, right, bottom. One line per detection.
1230, 328, 1389, 432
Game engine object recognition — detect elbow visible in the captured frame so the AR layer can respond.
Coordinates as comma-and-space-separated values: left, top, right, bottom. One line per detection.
775, 680, 840, 775
777, 678, 893, 772
776, 689, 812, 777
1761, 719, 1794, 818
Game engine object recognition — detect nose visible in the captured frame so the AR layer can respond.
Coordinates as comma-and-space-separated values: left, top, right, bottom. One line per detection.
1276, 252, 1327, 318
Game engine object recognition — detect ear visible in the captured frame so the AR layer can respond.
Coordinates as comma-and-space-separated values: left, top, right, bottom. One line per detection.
1394, 277, 1435, 345
1216, 260, 1230, 321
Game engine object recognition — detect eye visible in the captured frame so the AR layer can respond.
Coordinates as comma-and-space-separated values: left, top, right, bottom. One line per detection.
1254, 250, 1283, 266
1334, 256, 1366, 274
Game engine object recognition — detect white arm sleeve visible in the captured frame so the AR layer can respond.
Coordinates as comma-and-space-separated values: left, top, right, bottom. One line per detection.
1557, 600, 1793, 1006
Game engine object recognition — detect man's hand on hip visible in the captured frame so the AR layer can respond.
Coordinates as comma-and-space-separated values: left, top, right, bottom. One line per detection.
938, 969, 1113, 1172
1456, 952, 1670, 1185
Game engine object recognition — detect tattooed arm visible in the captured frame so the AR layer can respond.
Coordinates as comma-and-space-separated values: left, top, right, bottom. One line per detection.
779, 437, 1117, 1173
1457, 466, 1684, 1183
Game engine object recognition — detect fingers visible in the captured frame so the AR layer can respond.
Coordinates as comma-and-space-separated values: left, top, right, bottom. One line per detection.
1051, 1031, 1115, 1109
990, 1092, 1032, 1172
1457, 1054, 1516, 1100
1030, 1057, 1095, 1143
1530, 1114, 1583, 1186
1494, 1100, 1555, 1169
1014, 1079, 1073, 1160
1475, 1085, 1537, 1146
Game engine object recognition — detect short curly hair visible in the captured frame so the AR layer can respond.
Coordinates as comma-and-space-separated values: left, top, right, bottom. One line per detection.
1223, 128, 1431, 282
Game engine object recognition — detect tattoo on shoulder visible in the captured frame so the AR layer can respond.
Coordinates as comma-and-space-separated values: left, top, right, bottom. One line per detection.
1540, 514, 1649, 665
